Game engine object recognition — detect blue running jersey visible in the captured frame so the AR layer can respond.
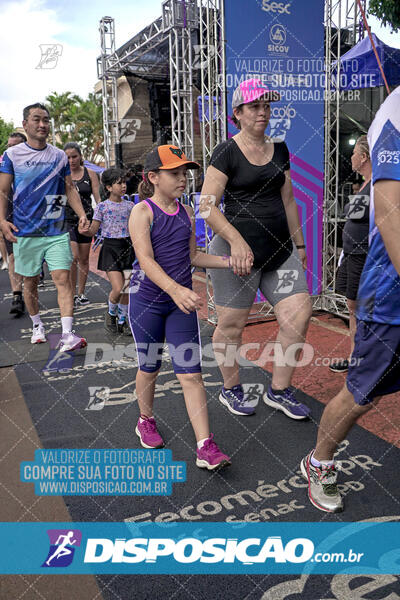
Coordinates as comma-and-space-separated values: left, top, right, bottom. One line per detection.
0, 142, 71, 237
357, 85, 400, 324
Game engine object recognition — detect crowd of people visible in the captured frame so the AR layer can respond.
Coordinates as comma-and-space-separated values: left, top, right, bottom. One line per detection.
0, 78, 399, 514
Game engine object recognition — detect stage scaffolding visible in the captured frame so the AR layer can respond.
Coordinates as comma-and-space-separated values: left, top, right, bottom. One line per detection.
98, 0, 367, 325
316, 0, 366, 318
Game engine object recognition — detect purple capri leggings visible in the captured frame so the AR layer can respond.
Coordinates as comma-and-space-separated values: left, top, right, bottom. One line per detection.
128, 294, 201, 374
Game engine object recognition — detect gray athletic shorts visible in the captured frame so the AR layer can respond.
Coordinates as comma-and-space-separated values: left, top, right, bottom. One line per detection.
208, 235, 310, 309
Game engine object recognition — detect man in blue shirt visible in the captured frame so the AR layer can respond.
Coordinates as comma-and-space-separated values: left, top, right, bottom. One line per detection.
0, 103, 89, 352
301, 85, 400, 513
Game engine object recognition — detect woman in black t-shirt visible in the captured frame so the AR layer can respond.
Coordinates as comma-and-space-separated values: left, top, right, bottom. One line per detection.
200, 78, 312, 420
64, 142, 101, 306
331, 136, 372, 373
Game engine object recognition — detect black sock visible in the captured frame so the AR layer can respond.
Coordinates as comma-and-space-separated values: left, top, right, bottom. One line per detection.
13, 291, 22, 298
271, 387, 286, 395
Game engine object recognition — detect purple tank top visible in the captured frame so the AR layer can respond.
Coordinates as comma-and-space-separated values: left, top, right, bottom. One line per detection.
131, 198, 192, 302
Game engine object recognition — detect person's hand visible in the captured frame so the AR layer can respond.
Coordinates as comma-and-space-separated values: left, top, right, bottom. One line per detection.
78, 215, 89, 233
0, 220, 18, 243
230, 236, 254, 276
298, 247, 307, 270
170, 285, 202, 314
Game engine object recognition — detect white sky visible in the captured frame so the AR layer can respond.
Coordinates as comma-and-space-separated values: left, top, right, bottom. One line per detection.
0, 0, 399, 127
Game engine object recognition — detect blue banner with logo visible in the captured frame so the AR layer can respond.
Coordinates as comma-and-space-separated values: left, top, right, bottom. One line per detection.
224, 0, 325, 294
0, 522, 399, 574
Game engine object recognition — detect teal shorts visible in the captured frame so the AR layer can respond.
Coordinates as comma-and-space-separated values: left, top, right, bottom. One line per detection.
13, 233, 73, 277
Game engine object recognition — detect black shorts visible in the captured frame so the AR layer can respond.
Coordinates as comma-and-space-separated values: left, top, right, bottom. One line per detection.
336, 253, 367, 301
66, 221, 92, 244
97, 237, 135, 272
347, 320, 400, 405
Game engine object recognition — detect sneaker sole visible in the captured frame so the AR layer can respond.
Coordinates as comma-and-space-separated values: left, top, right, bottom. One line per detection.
328, 366, 349, 373
300, 456, 343, 513
196, 458, 231, 471
218, 393, 255, 416
263, 393, 309, 420
31, 338, 46, 344
135, 426, 164, 449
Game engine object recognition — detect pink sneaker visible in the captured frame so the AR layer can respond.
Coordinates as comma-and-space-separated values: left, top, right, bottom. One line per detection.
135, 417, 164, 449
59, 331, 87, 352
196, 434, 231, 470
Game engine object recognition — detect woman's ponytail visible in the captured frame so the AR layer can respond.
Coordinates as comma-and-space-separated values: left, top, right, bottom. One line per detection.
138, 172, 156, 201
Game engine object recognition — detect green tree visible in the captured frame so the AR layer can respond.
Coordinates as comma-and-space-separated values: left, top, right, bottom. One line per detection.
369, 0, 400, 33
0, 117, 15, 155
45, 91, 104, 163
73, 93, 104, 163
45, 91, 82, 140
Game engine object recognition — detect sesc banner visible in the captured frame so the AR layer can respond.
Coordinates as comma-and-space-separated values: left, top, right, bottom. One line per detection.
224, 0, 325, 294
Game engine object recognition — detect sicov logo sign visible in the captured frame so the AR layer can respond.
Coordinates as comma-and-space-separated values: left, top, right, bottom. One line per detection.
270, 24, 286, 45
84, 536, 314, 564
268, 24, 289, 54
261, 1, 291, 14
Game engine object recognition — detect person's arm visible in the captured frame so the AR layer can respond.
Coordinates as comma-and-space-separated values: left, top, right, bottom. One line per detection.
374, 179, 400, 276
88, 169, 101, 204
184, 204, 231, 269
65, 174, 89, 231
0, 172, 18, 242
200, 165, 253, 276
78, 219, 101, 237
129, 203, 201, 314
281, 170, 307, 270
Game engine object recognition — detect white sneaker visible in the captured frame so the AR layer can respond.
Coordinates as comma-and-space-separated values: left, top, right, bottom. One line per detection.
31, 324, 46, 344
59, 331, 87, 352
77, 294, 90, 305
1, 261, 8, 270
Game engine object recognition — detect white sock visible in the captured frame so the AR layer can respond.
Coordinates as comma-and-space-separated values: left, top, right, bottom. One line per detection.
31, 313, 42, 327
311, 452, 334, 468
118, 303, 128, 321
139, 415, 152, 423
108, 301, 118, 315
197, 437, 209, 449
61, 316, 73, 335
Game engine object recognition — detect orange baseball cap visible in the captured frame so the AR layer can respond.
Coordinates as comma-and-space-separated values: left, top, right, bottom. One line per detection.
144, 145, 200, 172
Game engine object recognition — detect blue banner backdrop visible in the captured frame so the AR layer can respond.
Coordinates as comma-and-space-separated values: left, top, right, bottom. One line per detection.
0, 522, 399, 574
224, 0, 325, 294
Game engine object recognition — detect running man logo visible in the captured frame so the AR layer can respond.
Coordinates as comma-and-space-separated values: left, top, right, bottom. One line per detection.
43, 195, 67, 220
42, 333, 74, 375
130, 269, 145, 294
42, 529, 82, 568
193, 45, 216, 69
242, 383, 263, 408
347, 195, 369, 219
36, 44, 63, 69
274, 270, 299, 294
119, 119, 142, 144
86, 387, 110, 411
269, 103, 294, 142
169, 147, 184, 159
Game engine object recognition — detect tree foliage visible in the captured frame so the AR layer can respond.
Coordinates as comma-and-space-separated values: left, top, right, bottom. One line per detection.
45, 91, 104, 163
0, 117, 15, 155
368, 0, 400, 33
